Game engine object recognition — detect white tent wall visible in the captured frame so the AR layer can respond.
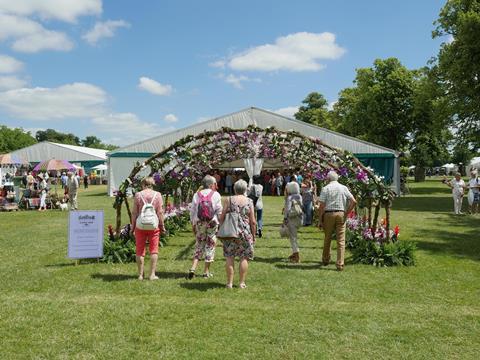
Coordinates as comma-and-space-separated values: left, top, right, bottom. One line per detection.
107, 107, 400, 196
108, 156, 151, 196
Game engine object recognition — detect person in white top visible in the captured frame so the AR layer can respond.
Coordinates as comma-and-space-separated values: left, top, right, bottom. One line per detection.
38, 174, 48, 212
188, 175, 223, 279
318, 171, 357, 271
467, 169, 479, 214
444, 172, 466, 215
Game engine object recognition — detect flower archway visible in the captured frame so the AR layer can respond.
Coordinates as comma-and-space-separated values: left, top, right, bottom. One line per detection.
114, 125, 395, 237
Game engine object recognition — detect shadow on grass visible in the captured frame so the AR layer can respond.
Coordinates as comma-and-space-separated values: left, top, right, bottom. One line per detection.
84, 191, 108, 197
91, 271, 186, 281
179, 281, 225, 291
275, 263, 337, 271
174, 239, 196, 260
45, 263, 75, 268
393, 196, 454, 212
91, 273, 138, 281
413, 214, 480, 261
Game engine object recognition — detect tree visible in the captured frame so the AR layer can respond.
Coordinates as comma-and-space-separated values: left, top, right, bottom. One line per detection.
36, 129, 80, 145
330, 58, 417, 151
81, 136, 103, 148
433, 0, 480, 149
81, 135, 118, 150
0, 125, 37, 153
294, 92, 334, 129
409, 67, 452, 181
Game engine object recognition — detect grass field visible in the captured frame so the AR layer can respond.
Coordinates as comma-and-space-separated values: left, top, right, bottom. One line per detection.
1, 179, 479, 359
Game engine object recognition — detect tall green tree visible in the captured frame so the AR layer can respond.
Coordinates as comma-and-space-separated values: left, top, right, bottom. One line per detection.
330, 58, 416, 151
409, 67, 452, 181
294, 92, 334, 129
0, 126, 37, 153
36, 129, 80, 145
433, 0, 480, 149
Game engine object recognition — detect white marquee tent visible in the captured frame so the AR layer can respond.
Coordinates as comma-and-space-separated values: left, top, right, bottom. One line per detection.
107, 107, 400, 195
9, 142, 107, 172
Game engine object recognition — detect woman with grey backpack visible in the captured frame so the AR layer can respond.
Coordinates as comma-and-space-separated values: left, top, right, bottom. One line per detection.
283, 181, 304, 263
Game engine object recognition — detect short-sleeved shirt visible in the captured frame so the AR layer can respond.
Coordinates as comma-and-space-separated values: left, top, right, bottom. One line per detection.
190, 189, 223, 224
450, 179, 465, 195
468, 178, 479, 194
319, 181, 354, 211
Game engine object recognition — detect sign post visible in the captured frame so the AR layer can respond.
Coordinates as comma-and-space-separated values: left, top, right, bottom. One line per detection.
68, 210, 104, 260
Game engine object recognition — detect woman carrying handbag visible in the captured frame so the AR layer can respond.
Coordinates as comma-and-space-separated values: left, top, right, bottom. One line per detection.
218, 179, 256, 289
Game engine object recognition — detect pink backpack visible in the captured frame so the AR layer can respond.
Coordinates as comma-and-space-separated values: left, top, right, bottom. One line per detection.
197, 190, 215, 221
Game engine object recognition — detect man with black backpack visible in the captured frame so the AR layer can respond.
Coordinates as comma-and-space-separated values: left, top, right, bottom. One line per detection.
187, 175, 223, 279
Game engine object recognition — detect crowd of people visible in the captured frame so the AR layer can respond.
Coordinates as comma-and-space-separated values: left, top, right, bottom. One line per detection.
19, 170, 85, 211
130, 170, 357, 288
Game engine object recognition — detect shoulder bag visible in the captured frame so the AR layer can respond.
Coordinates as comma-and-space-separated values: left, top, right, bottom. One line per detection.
217, 197, 240, 240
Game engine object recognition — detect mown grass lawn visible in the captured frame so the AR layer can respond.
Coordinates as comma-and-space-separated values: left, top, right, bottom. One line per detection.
0, 179, 479, 359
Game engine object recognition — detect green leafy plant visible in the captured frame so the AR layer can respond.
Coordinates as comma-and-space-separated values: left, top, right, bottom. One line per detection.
351, 237, 416, 267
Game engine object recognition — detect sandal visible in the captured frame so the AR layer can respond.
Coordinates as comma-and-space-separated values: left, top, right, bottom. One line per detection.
225, 283, 233, 289
202, 273, 213, 278
239, 283, 247, 289
187, 269, 195, 280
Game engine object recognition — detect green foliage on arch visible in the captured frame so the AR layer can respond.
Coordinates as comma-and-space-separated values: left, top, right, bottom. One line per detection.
115, 125, 394, 208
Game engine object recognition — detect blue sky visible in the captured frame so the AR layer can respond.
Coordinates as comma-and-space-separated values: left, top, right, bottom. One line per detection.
0, 0, 449, 145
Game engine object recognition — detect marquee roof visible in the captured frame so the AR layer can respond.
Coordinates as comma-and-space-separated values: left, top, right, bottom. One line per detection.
10, 141, 107, 163
109, 107, 398, 157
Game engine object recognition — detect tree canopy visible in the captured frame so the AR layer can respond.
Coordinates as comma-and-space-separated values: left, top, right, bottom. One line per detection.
0, 126, 37, 153
330, 58, 417, 151
433, 0, 480, 150
0, 125, 118, 153
294, 92, 333, 129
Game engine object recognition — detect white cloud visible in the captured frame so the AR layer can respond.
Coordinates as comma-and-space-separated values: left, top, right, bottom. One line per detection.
0, 0, 102, 23
0, 76, 28, 90
446, 34, 454, 44
0, 13, 73, 53
12, 30, 73, 53
82, 20, 131, 45
222, 32, 345, 72
218, 73, 261, 89
91, 113, 174, 144
0, 82, 107, 120
0, 55, 24, 73
163, 113, 178, 123
273, 106, 299, 119
138, 76, 173, 96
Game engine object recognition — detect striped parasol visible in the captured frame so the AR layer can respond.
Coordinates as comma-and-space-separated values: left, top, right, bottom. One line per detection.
0, 153, 29, 166
33, 159, 76, 172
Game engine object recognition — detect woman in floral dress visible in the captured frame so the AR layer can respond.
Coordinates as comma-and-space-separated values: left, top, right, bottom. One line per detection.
219, 179, 256, 289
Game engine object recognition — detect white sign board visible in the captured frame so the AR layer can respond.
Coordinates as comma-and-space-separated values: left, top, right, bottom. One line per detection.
68, 210, 104, 259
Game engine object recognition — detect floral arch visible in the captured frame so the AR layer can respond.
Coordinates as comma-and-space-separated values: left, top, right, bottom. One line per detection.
114, 125, 395, 237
